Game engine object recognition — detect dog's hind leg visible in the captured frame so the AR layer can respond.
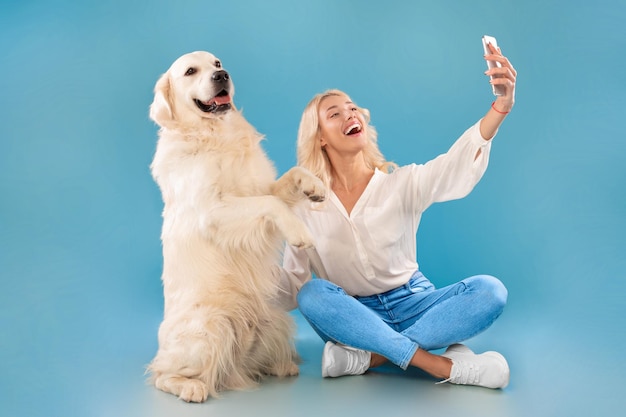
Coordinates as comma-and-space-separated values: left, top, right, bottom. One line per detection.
148, 343, 215, 403
148, 311, 260, 402
246, 308, 300, 378
153, 374, 210, 403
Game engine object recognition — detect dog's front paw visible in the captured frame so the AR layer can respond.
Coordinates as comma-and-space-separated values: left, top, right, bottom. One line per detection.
296, 169, 326, 203
286, 226, 314, 249
279, 217, 314, 249
274, 167, 326, 206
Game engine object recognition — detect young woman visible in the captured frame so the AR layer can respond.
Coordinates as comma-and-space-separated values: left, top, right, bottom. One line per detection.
275, 44, 516, 389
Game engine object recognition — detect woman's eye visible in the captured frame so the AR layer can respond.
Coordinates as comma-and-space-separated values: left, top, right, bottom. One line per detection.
330, 112, 339, 118
185, 67, 197, 76
215, 61, 222, 68
351, 107, 358, 111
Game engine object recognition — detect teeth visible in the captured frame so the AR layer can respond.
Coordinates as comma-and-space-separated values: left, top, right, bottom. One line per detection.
344, 123, 361, 135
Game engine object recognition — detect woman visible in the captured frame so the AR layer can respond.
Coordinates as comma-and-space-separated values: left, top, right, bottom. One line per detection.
275, 44, 517, 389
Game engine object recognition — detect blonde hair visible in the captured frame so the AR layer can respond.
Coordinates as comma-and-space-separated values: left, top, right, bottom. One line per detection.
296, 89, 397, 190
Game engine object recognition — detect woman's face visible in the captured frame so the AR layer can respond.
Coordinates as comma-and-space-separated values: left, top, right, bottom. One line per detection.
317, 94, 368, 156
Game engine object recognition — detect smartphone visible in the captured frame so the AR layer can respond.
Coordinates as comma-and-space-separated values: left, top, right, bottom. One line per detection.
482, 35, 505, 96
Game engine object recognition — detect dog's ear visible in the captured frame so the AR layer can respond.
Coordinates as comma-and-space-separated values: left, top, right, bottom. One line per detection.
149, 73, 174, 127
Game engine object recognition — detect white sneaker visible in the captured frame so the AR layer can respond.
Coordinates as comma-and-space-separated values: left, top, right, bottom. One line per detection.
438, 344, 510, 389
321, 341, 371, 378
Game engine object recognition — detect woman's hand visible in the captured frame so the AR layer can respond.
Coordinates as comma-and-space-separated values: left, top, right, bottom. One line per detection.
479, 44, 517, 140
485, 43, 517, 113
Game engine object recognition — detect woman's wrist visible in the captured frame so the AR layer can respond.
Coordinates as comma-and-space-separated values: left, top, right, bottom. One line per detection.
492, 98, 514, 114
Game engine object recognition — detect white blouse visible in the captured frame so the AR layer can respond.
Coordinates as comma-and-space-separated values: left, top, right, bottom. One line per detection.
274, 120, 493, 310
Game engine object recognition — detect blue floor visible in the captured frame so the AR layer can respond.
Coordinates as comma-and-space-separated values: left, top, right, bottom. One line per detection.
2, 1, 625, 416
1, 301, 623, 417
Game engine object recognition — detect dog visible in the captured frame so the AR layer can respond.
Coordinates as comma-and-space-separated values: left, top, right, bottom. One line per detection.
146, 51, 325, 403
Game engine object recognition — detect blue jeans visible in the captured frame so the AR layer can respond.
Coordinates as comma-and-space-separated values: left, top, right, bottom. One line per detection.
296, 271, 507, 370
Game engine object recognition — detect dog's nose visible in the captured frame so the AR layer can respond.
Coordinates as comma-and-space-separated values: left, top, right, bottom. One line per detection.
212, 70, 230, 84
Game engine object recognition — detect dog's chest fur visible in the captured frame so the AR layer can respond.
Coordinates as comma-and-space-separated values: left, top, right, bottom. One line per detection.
152, 112, 277, 203
181, 135, 274, 197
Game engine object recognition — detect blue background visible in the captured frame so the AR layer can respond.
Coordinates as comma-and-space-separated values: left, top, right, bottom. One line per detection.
1, 0, 624, 416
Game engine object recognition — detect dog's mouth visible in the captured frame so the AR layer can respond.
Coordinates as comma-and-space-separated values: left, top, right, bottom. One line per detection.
194, 90, 232, 113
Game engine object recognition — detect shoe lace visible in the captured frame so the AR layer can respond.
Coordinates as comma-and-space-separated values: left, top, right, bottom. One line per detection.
436, 360, 480, 385
453, 360, 480, 385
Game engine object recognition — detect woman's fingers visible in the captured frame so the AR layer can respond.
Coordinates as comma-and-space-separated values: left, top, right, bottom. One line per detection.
484, 46, 517, 99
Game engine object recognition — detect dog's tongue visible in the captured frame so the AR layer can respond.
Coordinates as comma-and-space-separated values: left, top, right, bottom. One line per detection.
212, 95, 231, 105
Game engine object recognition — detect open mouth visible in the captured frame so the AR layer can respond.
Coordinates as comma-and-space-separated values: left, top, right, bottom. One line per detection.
344, 123, 362, 136
194, 90, 232, 113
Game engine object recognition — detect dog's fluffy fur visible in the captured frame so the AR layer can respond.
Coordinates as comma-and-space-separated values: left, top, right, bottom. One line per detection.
146, 51, 325, 403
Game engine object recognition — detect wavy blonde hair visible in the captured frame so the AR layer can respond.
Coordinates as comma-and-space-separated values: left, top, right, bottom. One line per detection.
296, 89, 397, 190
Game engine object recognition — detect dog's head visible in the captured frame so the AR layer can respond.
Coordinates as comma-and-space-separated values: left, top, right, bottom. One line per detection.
150, 51, 235, 128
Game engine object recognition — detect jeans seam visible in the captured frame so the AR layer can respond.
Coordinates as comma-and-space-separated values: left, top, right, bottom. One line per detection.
399, 342, 419, 370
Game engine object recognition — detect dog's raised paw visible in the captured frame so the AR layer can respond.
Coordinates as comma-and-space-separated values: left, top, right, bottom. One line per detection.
287, 228, 314, 249
276, 215, 315, 248
299, 175, 326, 203
286, 166, 326, 203
288, 236, 314, 249
304, 189, 326, 202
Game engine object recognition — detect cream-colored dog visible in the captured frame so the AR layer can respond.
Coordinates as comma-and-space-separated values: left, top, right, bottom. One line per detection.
147, 51, 325, 403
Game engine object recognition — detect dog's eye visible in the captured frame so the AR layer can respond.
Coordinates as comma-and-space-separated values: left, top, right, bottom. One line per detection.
215, 60, 222, 68
185, 67, 197, 76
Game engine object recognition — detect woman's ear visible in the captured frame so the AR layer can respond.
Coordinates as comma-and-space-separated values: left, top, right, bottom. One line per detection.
149, 73, 173, 127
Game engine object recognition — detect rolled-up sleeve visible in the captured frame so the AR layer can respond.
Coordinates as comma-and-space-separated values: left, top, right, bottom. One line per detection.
412, 120, 492, 212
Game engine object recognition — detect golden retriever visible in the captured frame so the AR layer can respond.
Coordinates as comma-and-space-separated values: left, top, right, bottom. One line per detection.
146, 51, 325, 403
